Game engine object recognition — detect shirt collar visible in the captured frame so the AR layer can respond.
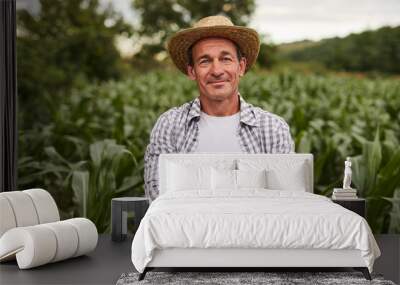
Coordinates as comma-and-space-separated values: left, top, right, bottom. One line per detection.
187, 94, 259, 127
239, 95, 259, 127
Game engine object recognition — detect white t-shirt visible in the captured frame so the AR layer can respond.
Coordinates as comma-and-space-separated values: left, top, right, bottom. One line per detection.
195, 111, 243, 153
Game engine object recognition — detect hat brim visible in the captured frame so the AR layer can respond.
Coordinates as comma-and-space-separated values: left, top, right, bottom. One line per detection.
167, 25, 260, 75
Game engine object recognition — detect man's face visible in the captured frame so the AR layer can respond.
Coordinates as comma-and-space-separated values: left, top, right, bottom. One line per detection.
187, 37, 247, 102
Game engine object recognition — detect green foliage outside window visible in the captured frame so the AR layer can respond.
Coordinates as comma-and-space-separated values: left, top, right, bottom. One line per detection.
15, 0, 400, 233
18, 71, 400, 233
17, 0, 132, 129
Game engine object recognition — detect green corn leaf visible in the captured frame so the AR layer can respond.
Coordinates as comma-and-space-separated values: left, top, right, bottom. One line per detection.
383, 189, 400, 233
72, 170, 89, 217
365, 128, 382, 194
116, 175, 143, 194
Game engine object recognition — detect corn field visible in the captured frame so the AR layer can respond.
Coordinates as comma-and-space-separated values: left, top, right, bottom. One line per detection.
18, 71, 400, 234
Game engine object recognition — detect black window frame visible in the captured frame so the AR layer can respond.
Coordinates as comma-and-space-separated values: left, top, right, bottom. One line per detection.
0, 0, 17, 192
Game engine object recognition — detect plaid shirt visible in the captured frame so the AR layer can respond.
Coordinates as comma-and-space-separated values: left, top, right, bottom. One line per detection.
144, 95, 295, 201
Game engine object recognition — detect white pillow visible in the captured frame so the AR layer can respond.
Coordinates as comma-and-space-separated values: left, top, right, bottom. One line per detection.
237, 169, 268, 189
237, 159, 307, 191
266, 168, 306, 191
211, 168, 268, 191
211, 168, 237, 190
167, 162, 212, 191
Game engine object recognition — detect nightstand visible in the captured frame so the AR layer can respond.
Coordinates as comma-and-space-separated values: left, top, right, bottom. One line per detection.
111, 197, 149, 242
332, 198, 366, 218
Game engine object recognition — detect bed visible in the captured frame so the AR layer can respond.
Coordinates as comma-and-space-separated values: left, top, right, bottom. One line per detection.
131, 153, 381, 281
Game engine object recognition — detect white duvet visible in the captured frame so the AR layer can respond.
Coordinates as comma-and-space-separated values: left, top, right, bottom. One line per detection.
131, 190, 380, 273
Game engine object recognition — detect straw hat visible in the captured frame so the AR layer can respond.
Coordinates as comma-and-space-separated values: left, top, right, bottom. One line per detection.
167, 15, 260, 75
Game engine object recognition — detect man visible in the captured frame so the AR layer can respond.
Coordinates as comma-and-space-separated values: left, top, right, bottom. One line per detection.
144, 15, 295, 201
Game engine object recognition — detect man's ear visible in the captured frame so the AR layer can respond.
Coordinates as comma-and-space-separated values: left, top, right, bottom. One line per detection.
187, 65, 196, 80
239, 57, 247, 76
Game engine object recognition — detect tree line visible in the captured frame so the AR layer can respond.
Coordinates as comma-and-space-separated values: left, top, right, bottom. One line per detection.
282, 26, 400, 74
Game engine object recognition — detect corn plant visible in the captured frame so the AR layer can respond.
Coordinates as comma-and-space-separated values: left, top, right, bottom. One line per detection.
71, 139, 143, 233
352, 129, 400, 233
384, 189, 400, 233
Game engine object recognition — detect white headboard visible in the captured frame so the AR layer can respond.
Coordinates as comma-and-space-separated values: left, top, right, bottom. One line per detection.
159, 153, 314, 194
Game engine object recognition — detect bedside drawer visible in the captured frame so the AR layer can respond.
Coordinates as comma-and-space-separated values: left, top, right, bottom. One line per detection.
332, 198, 366, 218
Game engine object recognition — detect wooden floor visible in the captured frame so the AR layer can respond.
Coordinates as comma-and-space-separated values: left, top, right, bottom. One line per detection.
0, 234, 398, 284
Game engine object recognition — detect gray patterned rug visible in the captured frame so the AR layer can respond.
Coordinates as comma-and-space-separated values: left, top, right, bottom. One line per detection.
116, 271, 395, 285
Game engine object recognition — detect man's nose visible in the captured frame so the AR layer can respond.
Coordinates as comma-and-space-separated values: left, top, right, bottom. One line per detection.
210, 59, 224, 76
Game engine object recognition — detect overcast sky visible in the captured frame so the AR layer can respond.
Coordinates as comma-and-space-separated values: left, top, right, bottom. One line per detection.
17, 0, 400, 44
250, 0, 400, 43
108, 0, 400, 44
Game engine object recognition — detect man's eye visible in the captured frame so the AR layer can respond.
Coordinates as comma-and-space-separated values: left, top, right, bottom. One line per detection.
199, 59, 209, 64
222, 57, 232, 62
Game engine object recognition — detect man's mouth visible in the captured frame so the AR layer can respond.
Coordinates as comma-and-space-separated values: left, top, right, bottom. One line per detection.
208, 80, 227, 85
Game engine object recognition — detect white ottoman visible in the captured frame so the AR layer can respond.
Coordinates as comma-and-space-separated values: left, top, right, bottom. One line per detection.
0, 189, 98, 269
